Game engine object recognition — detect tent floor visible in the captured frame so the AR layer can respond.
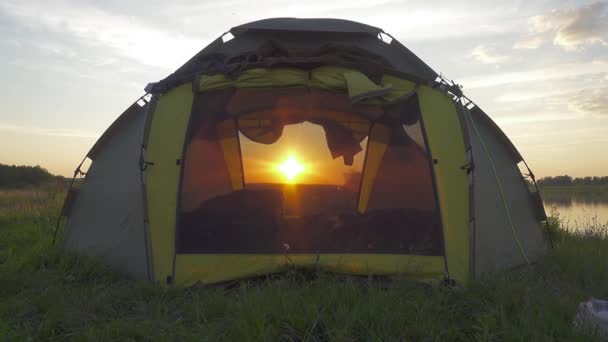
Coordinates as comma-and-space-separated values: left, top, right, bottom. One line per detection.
177, 184, 443, 256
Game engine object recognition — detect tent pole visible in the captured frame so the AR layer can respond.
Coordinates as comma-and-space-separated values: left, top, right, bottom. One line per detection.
52, 155, 87, 244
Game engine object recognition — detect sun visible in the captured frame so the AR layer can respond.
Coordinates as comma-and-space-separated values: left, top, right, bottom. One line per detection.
278, 155, 305, 182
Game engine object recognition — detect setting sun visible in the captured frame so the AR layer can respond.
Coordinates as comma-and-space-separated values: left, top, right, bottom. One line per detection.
278, 155, 305, 182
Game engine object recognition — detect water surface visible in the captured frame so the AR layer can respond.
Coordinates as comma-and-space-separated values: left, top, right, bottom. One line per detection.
542, 188, 608, 228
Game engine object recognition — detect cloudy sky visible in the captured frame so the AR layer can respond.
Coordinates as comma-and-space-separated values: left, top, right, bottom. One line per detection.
0, 0, 606, 177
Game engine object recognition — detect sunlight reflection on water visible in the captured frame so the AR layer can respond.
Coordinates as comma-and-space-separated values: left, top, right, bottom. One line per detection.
543, 190, 608, 229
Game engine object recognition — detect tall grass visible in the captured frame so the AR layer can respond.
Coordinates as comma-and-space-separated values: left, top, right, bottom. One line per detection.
1, 186, 607, 341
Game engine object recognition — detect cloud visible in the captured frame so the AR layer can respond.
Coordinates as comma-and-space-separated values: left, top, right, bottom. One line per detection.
459, 60, 608, 89
494, 113, 583, 125
513, 35, 545, 49
0, 1, 204, 69
470, 45, 509, 64
495, 89, 564, 104
0, 123, 98, 139
527, 1, 608, 50
493, 77, 608, 118
35, 41, 78, 58
567, 87, 608, 117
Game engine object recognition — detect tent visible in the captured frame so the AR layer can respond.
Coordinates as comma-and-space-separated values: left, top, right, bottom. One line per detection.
58, 18, 548, 286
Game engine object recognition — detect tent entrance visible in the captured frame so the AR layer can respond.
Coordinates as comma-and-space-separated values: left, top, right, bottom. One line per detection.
176, 88, 443, 256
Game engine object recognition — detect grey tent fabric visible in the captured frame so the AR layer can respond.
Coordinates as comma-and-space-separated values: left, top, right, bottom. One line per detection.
464, 106, 545, 276
231, 18, 381, 34
469, 107, 522, 162
62, 101, 150, 280
227, 19, 434, 80
88, 101, 146, 159
146, 18, 437, 94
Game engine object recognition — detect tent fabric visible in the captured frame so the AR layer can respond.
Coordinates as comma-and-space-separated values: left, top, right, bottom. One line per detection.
344, 71, 393, 103
225, 30, 437, 83
61, 18, 546, 287
191, 40, 392, 85
417, 87, 470, 282
358, 123, 390, 213
196, 67, 416, 104
226, 88, 379, 164
231, 18, 383, 35
181, 118, 244, 213
174, 254, 445, 286
62, 100, 149, 280
147, 18, 437, 95
148, 39, 392, 95
145, 84, 194, 283
469, 107, 523, 162
227, 88, 383, 121
216, 120, 245, 191
464, 106, 546, 276
88, 101, 145, 159
177, 87, 444, 258
365, 129, 437, 213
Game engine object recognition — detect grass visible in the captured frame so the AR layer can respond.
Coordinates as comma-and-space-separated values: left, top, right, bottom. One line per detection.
1, 186, 608, 341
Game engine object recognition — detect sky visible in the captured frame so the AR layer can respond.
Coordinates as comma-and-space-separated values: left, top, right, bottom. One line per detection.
0, 0, 607, 177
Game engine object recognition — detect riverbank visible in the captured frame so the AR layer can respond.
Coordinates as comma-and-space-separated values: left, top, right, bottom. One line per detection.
1, 187, 607, 340
540, 184, 608, 193
541, 184, 608, 210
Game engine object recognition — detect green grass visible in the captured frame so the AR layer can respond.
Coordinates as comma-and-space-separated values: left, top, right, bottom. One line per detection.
1, 186, 608, 341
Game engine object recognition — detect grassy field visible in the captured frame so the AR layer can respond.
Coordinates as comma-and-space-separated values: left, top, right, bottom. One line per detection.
1, 186, 608, 341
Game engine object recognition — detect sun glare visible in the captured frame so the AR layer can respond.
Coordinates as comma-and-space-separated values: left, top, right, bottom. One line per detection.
278, 155, 305, 182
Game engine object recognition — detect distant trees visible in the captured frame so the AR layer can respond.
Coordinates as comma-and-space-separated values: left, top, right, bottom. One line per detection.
537, 175, 573, 186
537, 175, 608, 187
0, 164, 62, 188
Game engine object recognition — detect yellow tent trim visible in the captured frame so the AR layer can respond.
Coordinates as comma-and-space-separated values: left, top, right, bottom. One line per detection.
358, 123, 390, 213
418, 86, 470, 283
146, 84, 194, 282
217, 119, 244, 190
174, 254, 445, 286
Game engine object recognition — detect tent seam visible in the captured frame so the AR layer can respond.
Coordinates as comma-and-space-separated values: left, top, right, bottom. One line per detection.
140, 96, 158, 282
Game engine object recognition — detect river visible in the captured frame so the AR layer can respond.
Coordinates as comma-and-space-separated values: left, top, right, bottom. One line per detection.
542, 187, 608, 229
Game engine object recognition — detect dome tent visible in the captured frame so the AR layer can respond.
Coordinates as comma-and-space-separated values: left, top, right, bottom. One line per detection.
58, 18, 548, 286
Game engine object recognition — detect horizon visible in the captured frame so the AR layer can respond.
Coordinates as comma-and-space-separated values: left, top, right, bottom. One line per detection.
1, 1, 607, 178
1, 163, 607, 180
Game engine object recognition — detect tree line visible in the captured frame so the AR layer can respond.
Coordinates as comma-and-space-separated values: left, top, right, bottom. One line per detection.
537, 175, 608, 186
0, 164, 63, 188
2, 162, 606, 188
